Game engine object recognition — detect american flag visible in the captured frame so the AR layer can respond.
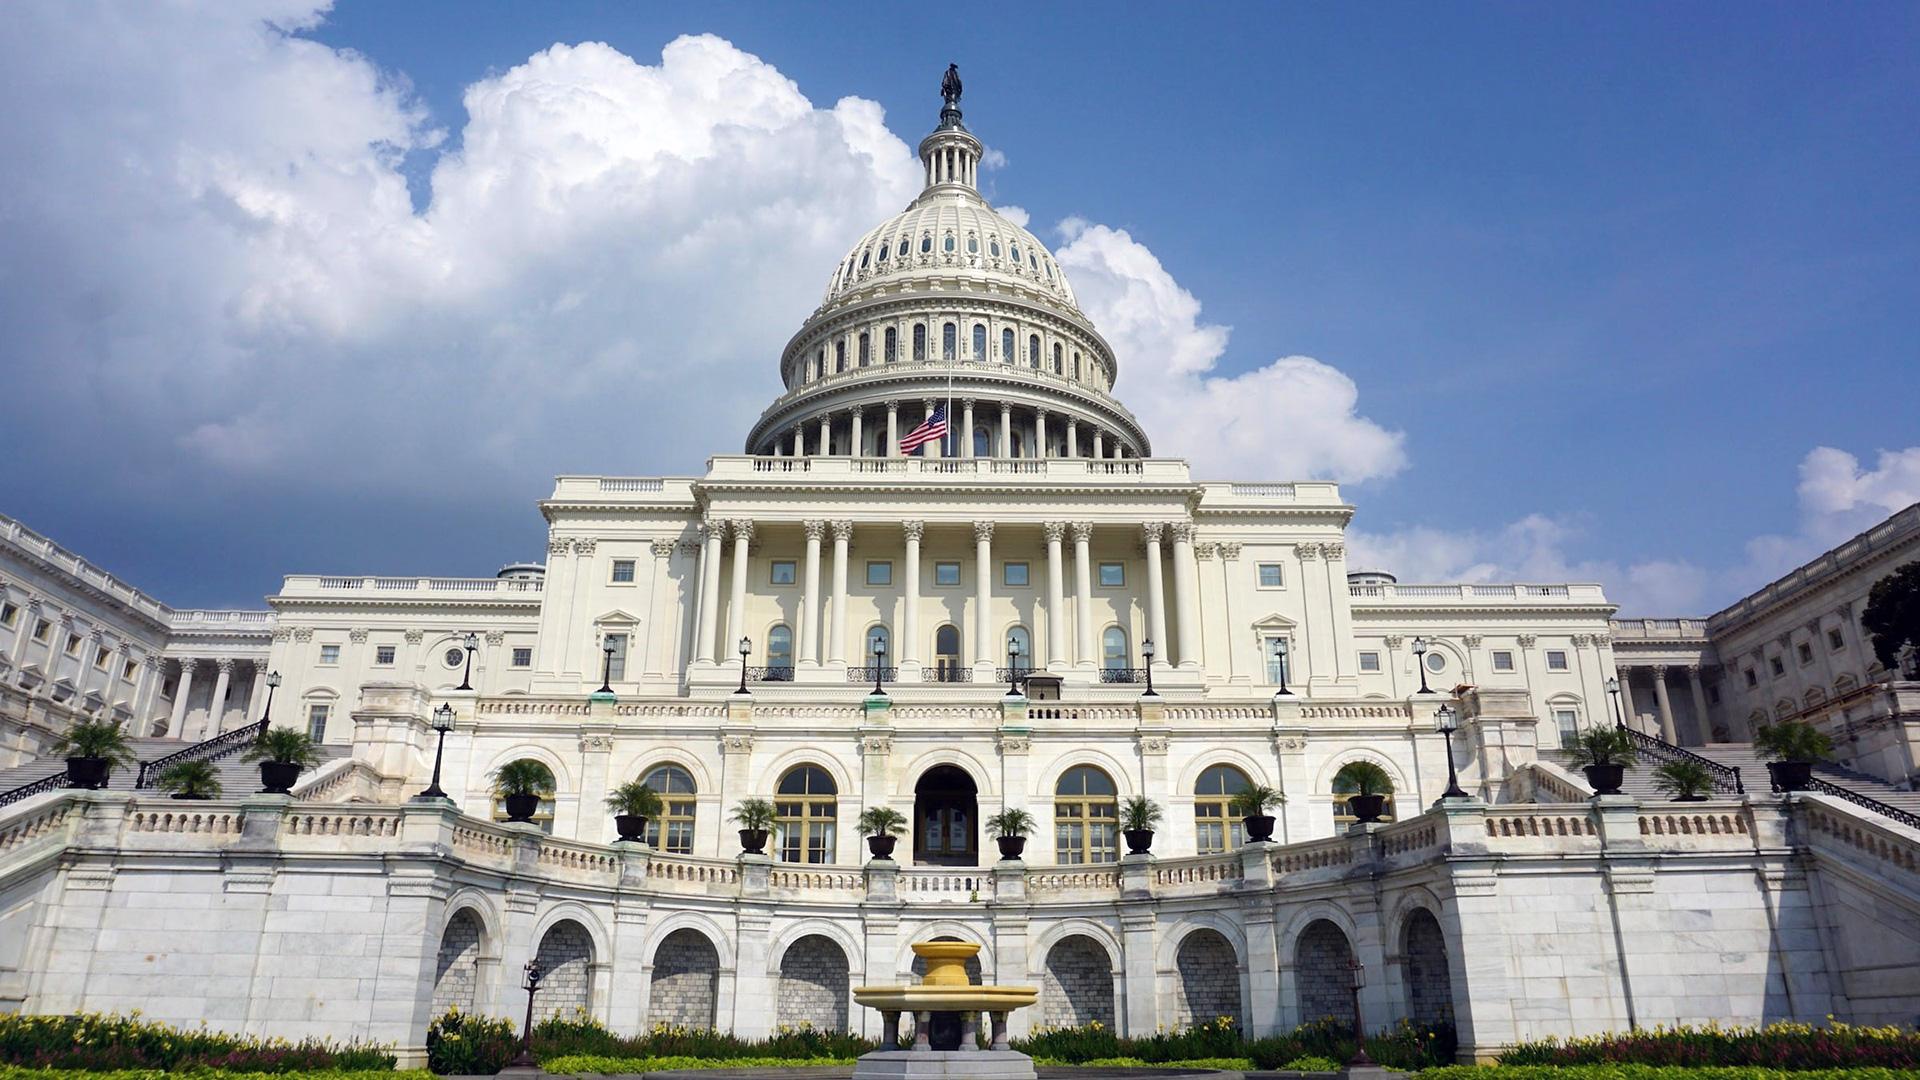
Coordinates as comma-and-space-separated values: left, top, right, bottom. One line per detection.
898, 404, 948, 454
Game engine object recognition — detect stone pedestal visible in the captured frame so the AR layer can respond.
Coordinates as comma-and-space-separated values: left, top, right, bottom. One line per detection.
852, 1050, 1037, 1080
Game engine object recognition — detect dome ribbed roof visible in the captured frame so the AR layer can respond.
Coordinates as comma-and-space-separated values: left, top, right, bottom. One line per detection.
819, 189, 1080, 314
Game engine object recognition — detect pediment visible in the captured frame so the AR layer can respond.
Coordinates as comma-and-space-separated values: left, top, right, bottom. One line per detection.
1249, 612, 1297, 632
594, 609, 642, 626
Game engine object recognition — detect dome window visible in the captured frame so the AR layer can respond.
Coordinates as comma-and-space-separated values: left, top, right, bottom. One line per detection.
1045, 261, 1055, 280
1010, 242, 1021, 263
899, 238, 911, 258
913, 324, 927, 362
990, 238, 1001, 257
1028, 334, 1040, 368
942, 322, 957, 361
859, 250, 870, 270
1053, 343, 1064, 374
943, 233, 956, 253
972, 323, 986, 359
884, 327, 898, 363
1001, 328, 1014, 363
835, 342, 846, 373
859, 332, 871, 366
1029, 252, 1039, 270
920, 233, 932, 255
877, 242, 889, 262
967, 234, 979, 254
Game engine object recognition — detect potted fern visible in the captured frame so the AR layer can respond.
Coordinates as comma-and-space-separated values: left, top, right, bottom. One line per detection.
47, 718, 137, 790
1229, 784, 1283, 842
730, 797, 777, 854
242, 726, 321, 794
604, 780, 662, 842
155, 759, 221, 800
986, 807, 1036, 860
1754, 720, 1833, 793
1120, 795, 1162, 855
1653, 759, 1715, 802
1565, 727, 1638, 795
857, 806, 907, 860
1336, 761, 1394, 822
490, 760, 554, 823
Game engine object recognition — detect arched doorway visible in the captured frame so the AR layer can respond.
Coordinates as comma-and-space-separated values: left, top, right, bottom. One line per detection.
649, 928, 720, 1028
1173, 928, 1242, 1029
533, 920, 593, 1019
914, 765, 978, 866
777, 935, 851, 1033
1041, 935, 1114, 1029
910, 936, 983, 1050
1294, 919, 1354, 1024
1402, 909, 1454, 1027
431, 909, 484, 1016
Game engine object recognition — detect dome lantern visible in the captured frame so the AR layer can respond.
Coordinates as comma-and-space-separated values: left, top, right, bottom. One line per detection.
920, 64, 981, 192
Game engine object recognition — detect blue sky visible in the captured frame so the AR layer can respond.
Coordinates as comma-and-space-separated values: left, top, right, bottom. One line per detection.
1, 2, 1916, 614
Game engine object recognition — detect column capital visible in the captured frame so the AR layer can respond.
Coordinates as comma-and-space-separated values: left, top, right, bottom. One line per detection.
1070, 521, 1093, 544
293, 627, 315, 643
1141, 522, 1165, 544
903, 521, 925, 542
650, 540, 676, 558
1297, 542, 1321, 560
142, 654, 163, 671
960, 398, 975, 409
572, 537, 597, 555
1516, 634, 1536, 648
1044, 522, 1068, 544
403, 629, 424, 645
1323, 542, 1346, 561
886, 400, 900, 414
348, 627, 369, 643
729, 519, 755, 543
999, 401, 1013, 414
1570, 633, 1592, 647
973, 521, 995, 543
831, 520, 855, 541
485, 630, 507, 645
1650, 663, 1668, 676
1219, 542, 1242, 560
548, 537, 571, 555
1169, 522, 1194, 544
803, 519, 828, 542
215, 658, 235, 674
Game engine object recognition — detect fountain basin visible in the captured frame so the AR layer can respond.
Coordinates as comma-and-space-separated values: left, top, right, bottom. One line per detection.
851, 985, 1039, 1013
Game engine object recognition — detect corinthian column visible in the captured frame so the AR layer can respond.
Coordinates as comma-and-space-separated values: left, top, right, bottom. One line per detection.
695, 519, 724, 663
902, 522, 924, 669
168, 659, 197, 740
800, 521, 824, 667
1143, 523, 1168, 664
205, 658, 234, 739
1035, 410, 1049, 459
726, 520, 754, 657
1073, 522, 1095, 668
1045, 523, 1068, 669
974, 521, 995, 664
828, 521, 852, 664
1171, 522, 1201, 669
1650, 664, 1678, 744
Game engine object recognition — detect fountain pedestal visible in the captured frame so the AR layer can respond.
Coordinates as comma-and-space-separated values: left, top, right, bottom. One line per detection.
853, 942, 1039, 1080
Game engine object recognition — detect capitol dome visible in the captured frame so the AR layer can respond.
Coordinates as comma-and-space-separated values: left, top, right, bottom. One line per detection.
745, 69, 1147, 461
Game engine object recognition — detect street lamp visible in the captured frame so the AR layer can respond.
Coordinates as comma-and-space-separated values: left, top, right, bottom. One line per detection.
456, 631, 478, 691
1346, 956, 1373, 1066
596, 634, 617, 695
736, 636, 753, 695
1006, 636, 1023, 696
870, 637, 888, 696
1412, 636, 1435, 695
508, 958, 544, 1070
1436, 703, 1468, 800
261, 670, 282, 725
413, 702, 455, 802
1272, 638, 1292, 697
1140, 638, 1159, 697
1606, 676, 1625, 729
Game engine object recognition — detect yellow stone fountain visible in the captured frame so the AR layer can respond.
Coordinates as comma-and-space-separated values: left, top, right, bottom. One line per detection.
851, 940, 1039, 1080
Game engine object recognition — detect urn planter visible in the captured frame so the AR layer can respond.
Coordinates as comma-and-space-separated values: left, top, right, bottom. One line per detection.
614, 814, 649, 842
866, 835, 898, 860
1122, 828, 1154, 855
1672, 793, 1711, 802
65, 757, 111, 790
995, 835, 1027, 861
1582, 764, 1626, 796
258, 761, 301, 795
1768, 760, 1815, 793
738, 827, 770, 854
1241, 814, 1276, 842
502, 793, 542, 823
1349, 794, 1388, 823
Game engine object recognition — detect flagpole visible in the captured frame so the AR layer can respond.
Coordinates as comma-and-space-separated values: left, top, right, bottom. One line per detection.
945, 339, 955, 458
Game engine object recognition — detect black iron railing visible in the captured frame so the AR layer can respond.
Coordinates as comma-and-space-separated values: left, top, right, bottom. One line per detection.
1802, 777, 1920, 830
923, 666, 973, 683
0, 772, 73, 809
745, 666, 795, 683
1099, 667, 1147, 685
135, 718, 267, 789
1617, 723, 1744, 795
995, 666, 1036, 686
847, 666, 898, 684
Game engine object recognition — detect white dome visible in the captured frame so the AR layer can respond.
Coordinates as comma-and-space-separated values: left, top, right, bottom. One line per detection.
820, 188, 1080, 314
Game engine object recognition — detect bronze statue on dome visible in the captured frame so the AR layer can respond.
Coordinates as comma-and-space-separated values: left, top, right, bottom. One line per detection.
941, 64, 962, 107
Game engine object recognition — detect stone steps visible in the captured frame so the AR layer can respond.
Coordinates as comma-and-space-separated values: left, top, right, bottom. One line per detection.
1542, 743, 1920, 813
0, 736, 348, 798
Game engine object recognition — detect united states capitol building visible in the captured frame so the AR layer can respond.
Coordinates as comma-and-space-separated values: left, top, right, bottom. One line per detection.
0, 76, 1916, 1063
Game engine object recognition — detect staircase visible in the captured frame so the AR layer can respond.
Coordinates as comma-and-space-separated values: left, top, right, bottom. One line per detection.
0, 729, 349, 806
1541, 743, 1920, 816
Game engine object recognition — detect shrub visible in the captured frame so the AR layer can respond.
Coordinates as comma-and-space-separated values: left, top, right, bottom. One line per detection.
426, 1008, 517, 1076
1229, 784, 1284, 816
154, 759, 222, 799
603, 780, 662, 818
1429, 1069, 1920, 1080
242, 726, 322, 767
543, 1055, 856, 1073
1653, 759, 1717, 799
1498, 1020, 1920, 1069
855, 806, 907, 837
1753, 721, 1834, 764
985, 808, 1036, 838
1281, 1055, 1343, 1072
1566, 726, 1638, 768
0, 1071, 419, 1080
489, 759, 554, 799
45, 720, 137, 767
0, 1013, 395, 1072
1120, 796, 1163, 832
1334, 761, 1395, 796
728, 797, 777, 832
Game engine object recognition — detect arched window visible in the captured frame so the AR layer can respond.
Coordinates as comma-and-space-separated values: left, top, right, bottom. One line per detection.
1102, 627, 1129, 671
1006, 626, 1032, 672
1194, 764, 1252, 854
972, 323, 987, 359
943, 232, 956, 253
898, 238, 910, 258
990, 238, 1001, 257
1333, 762, 1397, 824
834, 341, 846, 373
913, 325, 927, 362
859, 249, 870, 269
1001, 328, 1014, 363
641, 764, 697, 853
920, 233, 932, 255
934, 624, 963, 682
884, 327, 897, 362
1055, 766, 1118, 864
858, 333, 870, 366
491, 759, 556, 834
1053, 343, 1063, 374
1073, 352, 1082, 380
767, 625, 794, 676
1010, 241, 1021, 264
1028, 334, 1041, 368
966, 233, 979, 254
867, 624, 891, 664
973, 426, 992, 457
877, 241, 889, 263
775, 766, 838, 863
1011, 431, 1025, 458
943, 322, 957, 361
815, 348, 824, 381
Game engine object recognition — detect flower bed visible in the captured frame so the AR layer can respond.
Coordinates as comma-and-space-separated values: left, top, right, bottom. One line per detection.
1499, 1023, 1920, 1069
541, 1055, 856, 1073
1427, 1068, 1920, 1080
0, 1071, 419, 1080
427, 1011, 876, 1075
1013, 1017, 1453, 1071
0, 1015, 395, 1072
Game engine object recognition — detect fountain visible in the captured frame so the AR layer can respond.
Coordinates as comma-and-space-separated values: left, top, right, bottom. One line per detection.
852, 940, 1039, 1080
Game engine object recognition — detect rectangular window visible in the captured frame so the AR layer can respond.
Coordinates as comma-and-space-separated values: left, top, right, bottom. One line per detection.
1545, 650, 1569, 671
512, 647, 533, 667
1554, 709, 1580, 749
318, 644, 341, 665
1796, 641, 1813, 665
1828, 627, 1845, 651
1257, 563, 1284, 588
1098, 562, 1125, 587
1708, 686, 1721, 705
1264, 637, 1291, 685
1769, 656, 1785, 677
1745, 667, 1758, 687
866, 561, 893, 587
307, 703, 330, 742
33, 619, 51, 642
93, 650, 110, 670
610, 559, 636, 583
65, 634, 81, 656
770, 560, 797, 585
375, 645, 396, 665
1359, 651, 1381, 672
121, 659, 137, 681
1003, 562, 1030, 587
606, 634, 628, 681
1492, 650, 1515, 672
0, 602, 15, 627
934, 562, 961, 586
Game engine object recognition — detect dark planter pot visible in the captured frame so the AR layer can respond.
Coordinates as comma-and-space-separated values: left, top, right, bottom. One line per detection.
995, 835, 1028, 861
1349, 794, 1389, 823
614, 814, 649, 842
65, 756, 110, 790
170, 792, 213, 800
867, 835, 898, 860
1768, 760, 1815, 793
502, 793, 542, 823
258, 761, 301, 795
738, 827, 770, 854
1242, 814, 1277, 842
1672, 793, 1711, 802
1123, 828, 1155, 855
1583, 764, 1626, 796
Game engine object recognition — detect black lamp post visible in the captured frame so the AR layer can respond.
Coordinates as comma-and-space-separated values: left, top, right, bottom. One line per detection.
261, 670, 281, 724
1006, 637, 1023, 696
413, 702, 455, 802
456, 631, 478, 691
1607, 676, 1625, 729
596, 634, 616, 695
1140, 638, 1159, 697
735, 636, 752, 695
508, 958, 544, 1070
1272, 638, 1292, 696
1346, 956, 1373, 1066
1436, 703, 1468, 800
870, 638, 888, 696
1412, 636, 1435, 695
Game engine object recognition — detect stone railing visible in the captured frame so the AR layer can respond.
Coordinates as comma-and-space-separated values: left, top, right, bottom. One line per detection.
1149, 851, 1242, 891
768, 865, 865, 895
290, 758, 386, 803
1348, 581, 1607, 603
0, 513, 171, 624
278, 575, 544, 598
899, 867, 995, 902
1801, 794, 1920, 875
703, 454, 1190, 486
1025, 866, 1122, 896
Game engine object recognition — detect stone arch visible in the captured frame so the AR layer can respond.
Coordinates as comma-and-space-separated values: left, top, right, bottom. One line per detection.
1041, 934, 1116, 1029
753, 745, 855, 799
648, 927, 720, 1028
533, 918, 594, 1019
776, 934, 850, 1033
1174, 749, 1275, 796
895, 747, 996, 799
611, 745, 713, 794
431, 907, 486, 1015
1293, 918, 1354, 1024
1171, 928, 1243, 1029
1314, 749, 1407, 795
897, 923, 992, 983
480, 745, 574, 794
1032, 748, 1136, 800
1401, 908, 1454, 1028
